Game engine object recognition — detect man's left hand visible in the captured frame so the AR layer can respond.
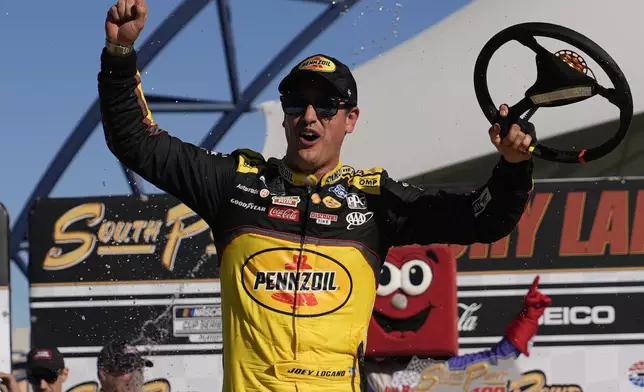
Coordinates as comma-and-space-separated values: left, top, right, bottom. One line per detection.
489, 104, 534, 163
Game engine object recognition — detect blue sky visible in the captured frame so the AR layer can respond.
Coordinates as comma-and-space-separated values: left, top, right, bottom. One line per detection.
0, 0, 470, 328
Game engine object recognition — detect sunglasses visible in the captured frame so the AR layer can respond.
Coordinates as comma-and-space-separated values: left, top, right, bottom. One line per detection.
27, 370, 59, 385
280, 95, 352, 118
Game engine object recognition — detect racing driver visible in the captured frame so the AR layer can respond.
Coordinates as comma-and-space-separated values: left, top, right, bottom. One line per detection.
99, 1, 537, 391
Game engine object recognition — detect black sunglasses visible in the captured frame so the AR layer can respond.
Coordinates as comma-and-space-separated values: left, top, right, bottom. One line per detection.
280, 95, 352, 118
27, 369, 60, 385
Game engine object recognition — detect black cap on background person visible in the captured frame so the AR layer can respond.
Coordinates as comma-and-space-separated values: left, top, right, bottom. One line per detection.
26, 347, 69, 392
279, 54, 358, 106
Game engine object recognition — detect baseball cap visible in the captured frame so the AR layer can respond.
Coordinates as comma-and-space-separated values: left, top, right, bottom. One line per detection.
26, 347, 65, 372
97, 340, 153, 372
278, 54, 358, 106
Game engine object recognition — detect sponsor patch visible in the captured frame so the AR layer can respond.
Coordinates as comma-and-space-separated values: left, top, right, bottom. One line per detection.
329, 185, 348, 199
351, 172, 382, 195
311, 193, 321, 204
310, 212, 338, 225
325, 166, 355, 185
346, 211, 374, 230
268, 206, 300, 222
241, 252, 352, 317
323, 196, 342, 209
472, 187, 492, 217
237, 183, 259, 195
230, 198, 266, 212
346, 193, 367, 210
272, 195, 301, 208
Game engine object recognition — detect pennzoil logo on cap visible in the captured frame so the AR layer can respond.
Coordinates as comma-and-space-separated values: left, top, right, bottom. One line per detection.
298, 56, 336, 73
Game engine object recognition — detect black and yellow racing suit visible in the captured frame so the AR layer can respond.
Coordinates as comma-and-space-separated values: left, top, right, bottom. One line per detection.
98, 49, 534, 392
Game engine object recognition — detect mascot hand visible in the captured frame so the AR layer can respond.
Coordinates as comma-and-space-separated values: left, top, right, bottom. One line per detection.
504, 276, 552, 356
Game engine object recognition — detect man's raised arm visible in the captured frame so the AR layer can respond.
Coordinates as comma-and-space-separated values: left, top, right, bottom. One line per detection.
381, 156, 533, 246
98, 0, 236, 220
381, 105, 536, 246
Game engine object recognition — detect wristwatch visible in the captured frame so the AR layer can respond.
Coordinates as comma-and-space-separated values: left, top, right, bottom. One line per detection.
105, 39, 134, 57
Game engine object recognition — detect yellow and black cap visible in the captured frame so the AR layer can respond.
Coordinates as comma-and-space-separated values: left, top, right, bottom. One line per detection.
278, 54, 358, 106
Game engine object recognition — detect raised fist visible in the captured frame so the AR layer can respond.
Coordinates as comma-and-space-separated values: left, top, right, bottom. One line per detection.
105, 0, 148, 46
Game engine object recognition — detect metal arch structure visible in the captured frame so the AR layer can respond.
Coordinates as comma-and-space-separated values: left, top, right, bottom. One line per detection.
9, 0, 360, 278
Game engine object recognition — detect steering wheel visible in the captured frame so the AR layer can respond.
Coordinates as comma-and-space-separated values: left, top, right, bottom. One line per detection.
473, 22, 633, 163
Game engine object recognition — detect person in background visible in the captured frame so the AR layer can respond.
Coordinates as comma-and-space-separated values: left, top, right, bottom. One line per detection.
0, 372, 20, 392
24, 347, 69, 392
97, 340, 153, 392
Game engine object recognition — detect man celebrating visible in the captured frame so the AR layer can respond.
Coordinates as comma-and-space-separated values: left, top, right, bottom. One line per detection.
99, 1, 536, 390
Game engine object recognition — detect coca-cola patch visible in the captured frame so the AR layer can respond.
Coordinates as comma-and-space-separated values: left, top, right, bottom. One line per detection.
268, 206, 300, 222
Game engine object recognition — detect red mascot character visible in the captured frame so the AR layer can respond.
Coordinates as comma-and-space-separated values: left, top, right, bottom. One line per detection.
368, 244, 458, 357
365, 245, 552, 392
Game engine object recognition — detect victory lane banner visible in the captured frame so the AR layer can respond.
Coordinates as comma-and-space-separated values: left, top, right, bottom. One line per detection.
28, 195, 222, 356
427, 177, 644, 273
0, 204, 11, 371
28, 194, 219, 283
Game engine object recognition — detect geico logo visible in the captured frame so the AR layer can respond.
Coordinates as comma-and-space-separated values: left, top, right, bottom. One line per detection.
242, 249, 352, 317
253, 271, 338, 292
43, 202, 215, 272
539, 306, 615, 326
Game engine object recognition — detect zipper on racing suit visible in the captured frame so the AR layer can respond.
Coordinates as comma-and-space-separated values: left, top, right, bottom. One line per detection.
290, 184, 364, 391
291, 185, 314, 363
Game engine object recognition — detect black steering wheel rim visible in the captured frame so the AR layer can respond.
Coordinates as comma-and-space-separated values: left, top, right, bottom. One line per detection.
473, 22, 633, 163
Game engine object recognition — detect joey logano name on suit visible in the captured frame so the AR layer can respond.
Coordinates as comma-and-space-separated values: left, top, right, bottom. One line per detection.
242, 249, 352, 317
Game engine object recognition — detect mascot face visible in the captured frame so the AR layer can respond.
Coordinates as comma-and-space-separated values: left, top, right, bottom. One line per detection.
366, 245, 458, 357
